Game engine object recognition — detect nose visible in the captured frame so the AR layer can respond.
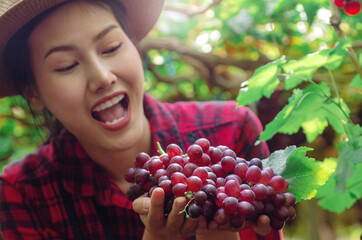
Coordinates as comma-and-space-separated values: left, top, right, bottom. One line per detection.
87, 56, 116, 93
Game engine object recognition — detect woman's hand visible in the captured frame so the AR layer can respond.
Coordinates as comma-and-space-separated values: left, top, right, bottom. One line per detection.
132, 188, 207, 240
207, 214, 271, 236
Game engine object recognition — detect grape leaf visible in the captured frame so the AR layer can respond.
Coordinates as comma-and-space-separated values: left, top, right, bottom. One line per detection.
282, 39, 350, 90
334, 124, 362, 192
262, 146, 335, 203
260, 82, 328, 142
350, 74, 362, 88
236, 58, 285, 106
316, 160, 362, 213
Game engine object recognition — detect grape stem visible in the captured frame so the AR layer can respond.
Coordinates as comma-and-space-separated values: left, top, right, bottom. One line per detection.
178, 193, 195, 219
157, 142, 166, 155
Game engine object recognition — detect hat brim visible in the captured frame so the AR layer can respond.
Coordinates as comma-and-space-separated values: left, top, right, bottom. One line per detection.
0, 0, 165, 98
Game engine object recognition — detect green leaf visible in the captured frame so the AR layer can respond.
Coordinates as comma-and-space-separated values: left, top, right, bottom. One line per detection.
236, 58, 285, 106
334, 124, 362, 192
262, 146, 335, 202
282, 39, 350, 90
302, 3, 319, 26
350, 74, 362, 88
317, 160, 362, 213
260, 82, 331, 142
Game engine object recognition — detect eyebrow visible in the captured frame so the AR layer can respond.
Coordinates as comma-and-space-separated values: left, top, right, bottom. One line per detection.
44, 25, 118, 59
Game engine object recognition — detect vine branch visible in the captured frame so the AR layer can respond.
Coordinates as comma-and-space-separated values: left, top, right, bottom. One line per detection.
165, 0, 223, 18
328, 0, 362, 79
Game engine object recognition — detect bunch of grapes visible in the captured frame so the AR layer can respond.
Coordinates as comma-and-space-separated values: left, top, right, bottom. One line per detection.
125, 138, 296, 230
334, 0, 361, 15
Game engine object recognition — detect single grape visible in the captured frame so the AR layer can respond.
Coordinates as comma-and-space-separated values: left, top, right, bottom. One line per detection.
288, 206, 296, 220
194, 191, 208, 205
172, 183, 187, 197
252, 183, 268, 200
222, 197, 239, 215
202, 184, 217, 200
158, 175, 169, 185
269, 175, 286, 193
152, 169, 168, 183
170, 155, 185, 167
225, 174, 242, 184
198, 153, 211, 166
221, 156, 237, 172
148, 158, 163, 174
224, 179, 241, 198
166, 143, 183, 158
334, 0, 345, 8
134, 168, 150, 185
272, 193, 287, 208
344, 0, 361, 15
270, 218, 285, 230
160, 154, 171, 168
216, 177, 225, 188
210, 164, 226, 178
159, 179, 173, 196
264, 202, 275, 217
127, 183, 145, 201
202, 200, 215, 219
193, 167, 208, 182
205, 179, 216, 186
234, 163, 248, 180
222, 149, 237, 159
215, 192, 228, 208
273, 206, 289, 221
188, 203, 203, 218
166, 163, 183, 178
213, 208, 230, 225
170, 172, 187, 185
187, 144, 203, 162
237, 201, 255, 218
238, 189, 256, 204
245, 165, 261, 184
248, 158, 263, 169
284, 192, 296, 207
195, 138, 210, 153
259, 170, 272, 185
207, 172, 217, 183
209, 147, 223, 164
134, 152, 150, 168
183, 162, 198, 178
230, 214, 245, 228
187, 176, 203, 192
124, 167, 136, 183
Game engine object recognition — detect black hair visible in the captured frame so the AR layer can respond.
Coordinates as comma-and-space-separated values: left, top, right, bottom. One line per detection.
3, 0, 130, 141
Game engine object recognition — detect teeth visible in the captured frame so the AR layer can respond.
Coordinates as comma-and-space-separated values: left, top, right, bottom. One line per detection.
93, 94, 124, 112
104, 109, 128, 125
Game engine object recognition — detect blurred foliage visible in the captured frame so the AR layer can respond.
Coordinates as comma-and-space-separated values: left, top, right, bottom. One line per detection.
0, 0, 361, 239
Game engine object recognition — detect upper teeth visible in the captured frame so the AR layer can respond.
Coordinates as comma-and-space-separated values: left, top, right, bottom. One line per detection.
93, 94, 124, 112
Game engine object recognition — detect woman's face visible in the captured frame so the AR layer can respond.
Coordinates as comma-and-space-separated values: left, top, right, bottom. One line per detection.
28, 1, 148, 153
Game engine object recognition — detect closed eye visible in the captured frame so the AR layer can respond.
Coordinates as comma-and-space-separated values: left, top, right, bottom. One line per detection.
102, 42, 122, 55
55, 62, 78, 72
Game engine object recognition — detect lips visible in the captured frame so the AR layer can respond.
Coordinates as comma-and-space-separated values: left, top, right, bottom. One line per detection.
91, 93, 129, 125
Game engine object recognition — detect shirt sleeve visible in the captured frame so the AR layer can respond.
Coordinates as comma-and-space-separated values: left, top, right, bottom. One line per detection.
0, 179, 63, 240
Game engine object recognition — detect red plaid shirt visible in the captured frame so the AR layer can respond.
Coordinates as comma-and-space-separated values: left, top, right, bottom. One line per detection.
0, 94, 282, 240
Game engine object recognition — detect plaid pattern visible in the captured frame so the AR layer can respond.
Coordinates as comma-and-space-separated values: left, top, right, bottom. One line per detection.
0, 94, 281, 239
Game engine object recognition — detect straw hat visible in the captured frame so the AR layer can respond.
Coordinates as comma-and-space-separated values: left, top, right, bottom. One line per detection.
0, 0, 165, 98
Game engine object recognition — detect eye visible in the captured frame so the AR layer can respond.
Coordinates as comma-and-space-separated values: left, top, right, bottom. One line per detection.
55, 62, 78, 72
102, 42, 122, 55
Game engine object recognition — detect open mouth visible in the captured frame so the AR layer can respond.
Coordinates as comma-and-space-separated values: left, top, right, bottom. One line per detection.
91, 93, 129, 125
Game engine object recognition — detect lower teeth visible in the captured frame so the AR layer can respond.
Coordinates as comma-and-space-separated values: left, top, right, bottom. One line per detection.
104, 109, 128, 125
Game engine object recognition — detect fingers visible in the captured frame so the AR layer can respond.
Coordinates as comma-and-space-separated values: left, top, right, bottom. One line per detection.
165, 197, 188, 235
250, 215, 271, 236
147, 188, 166, 229
132, 196, 151, 215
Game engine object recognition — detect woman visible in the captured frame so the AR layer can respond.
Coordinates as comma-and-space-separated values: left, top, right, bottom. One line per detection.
0, 0, 281, 239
